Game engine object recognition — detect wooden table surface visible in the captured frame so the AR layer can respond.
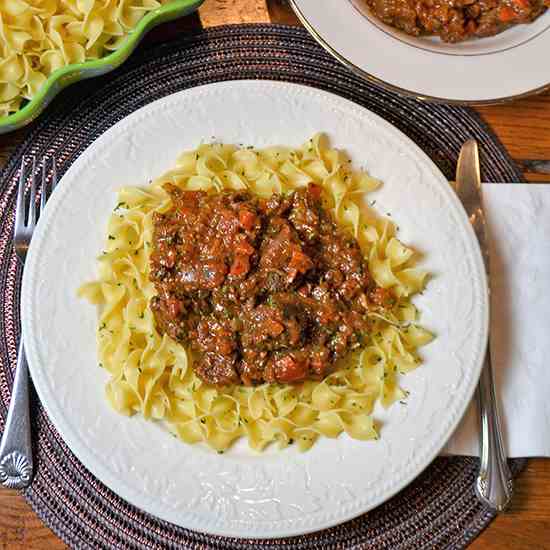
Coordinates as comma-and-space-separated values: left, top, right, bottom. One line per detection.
1, 1, 550, 548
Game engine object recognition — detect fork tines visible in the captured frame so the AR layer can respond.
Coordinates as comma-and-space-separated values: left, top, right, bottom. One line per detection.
16, 156, 58, 231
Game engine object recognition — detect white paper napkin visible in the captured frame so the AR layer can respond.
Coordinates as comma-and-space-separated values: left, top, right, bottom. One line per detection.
443, 183, 550, 458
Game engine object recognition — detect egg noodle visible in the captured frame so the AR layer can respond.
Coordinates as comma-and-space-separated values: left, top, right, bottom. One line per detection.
0, 0, 168, 117
78, 134, 434, 452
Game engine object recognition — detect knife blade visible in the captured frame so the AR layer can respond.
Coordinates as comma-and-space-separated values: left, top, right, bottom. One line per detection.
455, 139, 513, 512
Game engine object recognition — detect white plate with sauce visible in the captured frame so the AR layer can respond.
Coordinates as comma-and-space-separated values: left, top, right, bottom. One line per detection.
291, 0, 550, 104
21, 80, 488, 538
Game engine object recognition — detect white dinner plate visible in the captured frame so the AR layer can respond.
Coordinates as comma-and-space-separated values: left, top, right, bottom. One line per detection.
22, 80, 488, 538
291, 0, 550, 104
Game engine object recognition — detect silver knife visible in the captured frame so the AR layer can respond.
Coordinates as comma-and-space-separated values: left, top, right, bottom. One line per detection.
455, 140, 513, 511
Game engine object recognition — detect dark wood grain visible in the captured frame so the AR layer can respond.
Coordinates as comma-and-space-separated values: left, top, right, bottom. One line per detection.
1, 1, 550, 548
0, 489, 67, 549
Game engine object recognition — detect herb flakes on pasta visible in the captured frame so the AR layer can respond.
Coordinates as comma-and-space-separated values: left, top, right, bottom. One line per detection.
78, 134, 434, 453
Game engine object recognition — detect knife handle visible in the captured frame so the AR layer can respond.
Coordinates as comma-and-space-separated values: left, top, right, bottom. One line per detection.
476, 346, 513, 512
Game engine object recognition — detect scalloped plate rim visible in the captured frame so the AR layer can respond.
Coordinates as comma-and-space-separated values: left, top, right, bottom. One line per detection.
21, 80, 488, 538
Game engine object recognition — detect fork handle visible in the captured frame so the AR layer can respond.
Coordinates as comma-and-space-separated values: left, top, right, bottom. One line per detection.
476, 346, 513, 511
0, 339, 33, 489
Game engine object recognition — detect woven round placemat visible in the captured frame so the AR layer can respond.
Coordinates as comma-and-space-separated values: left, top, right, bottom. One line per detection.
0, 24, 525, 550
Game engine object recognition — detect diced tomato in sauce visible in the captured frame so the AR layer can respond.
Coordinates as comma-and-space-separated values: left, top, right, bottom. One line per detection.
498, 6, 517, 21
230, 255, 250, 277
308, 183, 323, 200
239, 208, 256, 230
364, 0, 546, 43
234, 239, 255, 256
149, 188, 379, 386
289, 249, 313, 274
275, 355, 308, 383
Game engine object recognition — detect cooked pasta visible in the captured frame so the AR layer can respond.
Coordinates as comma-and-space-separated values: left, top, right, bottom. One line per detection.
0, 0, 168, 117
78, 134, 434, 452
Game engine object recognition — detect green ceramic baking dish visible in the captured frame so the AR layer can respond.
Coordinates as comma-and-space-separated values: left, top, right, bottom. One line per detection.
0, 0, 204, 135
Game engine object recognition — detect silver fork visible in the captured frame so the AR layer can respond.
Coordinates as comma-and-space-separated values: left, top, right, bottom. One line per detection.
0, 157, 57, 490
